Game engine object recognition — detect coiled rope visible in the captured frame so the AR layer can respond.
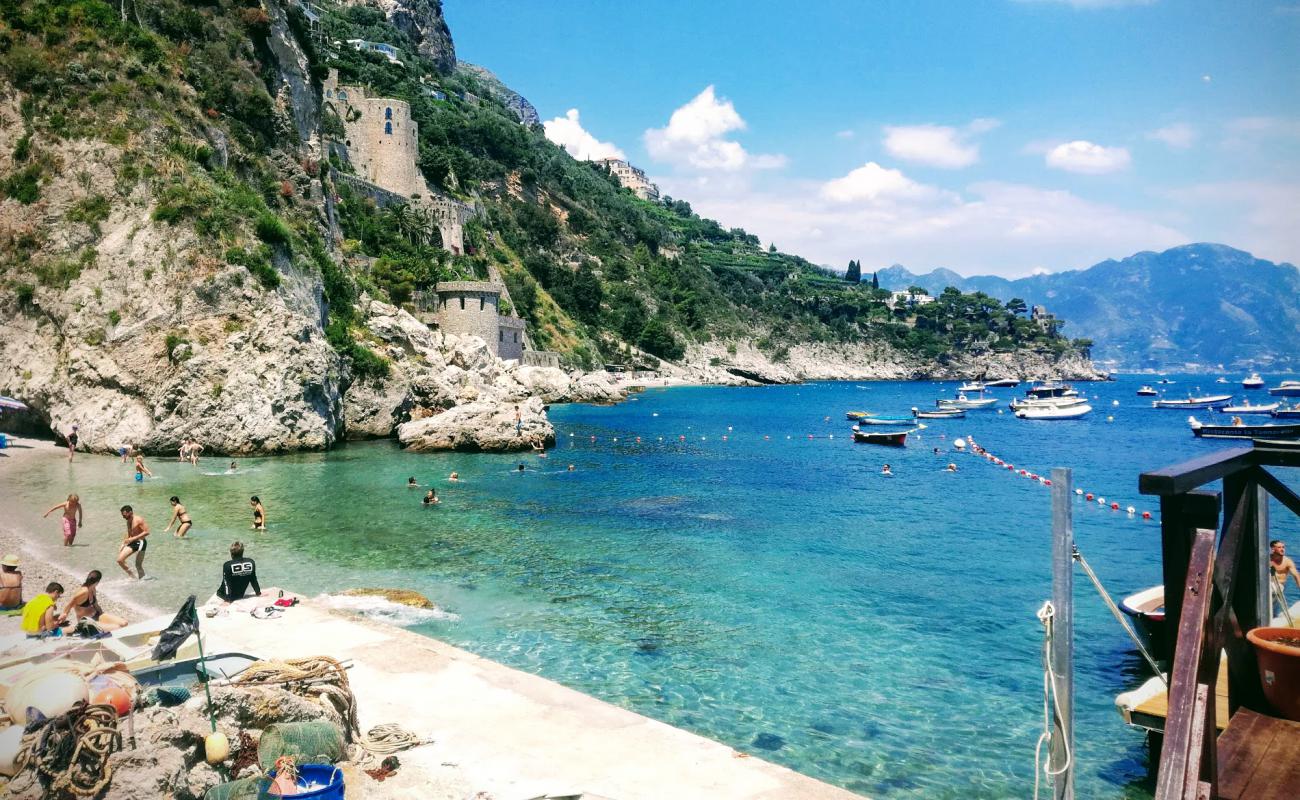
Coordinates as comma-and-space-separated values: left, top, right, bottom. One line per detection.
357, 723, 433, 756
234, 657, 359, 739
1033, 602, 1072, 800
13, 702, 121, 797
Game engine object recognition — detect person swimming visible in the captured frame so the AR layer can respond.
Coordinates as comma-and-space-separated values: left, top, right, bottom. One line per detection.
228, 461, 238, 471
567, 464, 575, 472
516, 463, 525, 473
881, 464, 893, 476
946, 463, 958, 472
407, 476, 419, 488
423, 489, 439, 506
449, 472, 459, 482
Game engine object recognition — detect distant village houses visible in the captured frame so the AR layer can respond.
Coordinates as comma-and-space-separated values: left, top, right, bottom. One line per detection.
346, 39, 402, 66
885, 290, 936, 311
594, 157, 660, 201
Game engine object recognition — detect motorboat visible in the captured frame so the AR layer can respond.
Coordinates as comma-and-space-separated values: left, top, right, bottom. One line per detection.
957, 381, 986, 392
1136, 385, 1158, 397
1242, 373, 1265, 389
1119, 585, 1168, 661
1267, 380, 1300, 397
1188, 416, 1300, 439
845, 411, 871, 421
1015, 403, 1092, 420
937, 393, 998, 409
852, 429, 911, 446
1152, 394, 1233, 410
983, 378, 1020, 388
1218, 401, 1279, 415
1008, 395, 1089, 411
1157, 378, 1175, 384
1023, 382, 1078, 400
854, 415, 916, 426
1215, 377, 1230, 384
1272, 405, 1300, 419
912, 407, 966, 419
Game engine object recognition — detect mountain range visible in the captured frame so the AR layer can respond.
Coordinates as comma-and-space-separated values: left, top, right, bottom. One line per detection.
875, 244, 1300, 371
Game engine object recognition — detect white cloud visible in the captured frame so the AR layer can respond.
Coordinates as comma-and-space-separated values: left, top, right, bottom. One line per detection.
820, 162, 939, 203
881, 119, 1000, 169
1045, 140, 1132, 174
543, 109, 624, 161
1160, 181, 1300, 266
644, 86, 785, 172
1146, 123, 1197, 149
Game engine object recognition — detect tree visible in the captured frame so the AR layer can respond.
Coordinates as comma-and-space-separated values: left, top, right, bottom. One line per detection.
1007, 297, 1028, 317
845, 259, 861, 283
871, 271, 879, 290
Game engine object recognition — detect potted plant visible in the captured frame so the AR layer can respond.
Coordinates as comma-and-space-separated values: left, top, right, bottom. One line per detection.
1247, 626, 1300, 721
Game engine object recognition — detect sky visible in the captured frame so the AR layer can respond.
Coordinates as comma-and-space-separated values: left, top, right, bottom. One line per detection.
444, 0, 1300, 277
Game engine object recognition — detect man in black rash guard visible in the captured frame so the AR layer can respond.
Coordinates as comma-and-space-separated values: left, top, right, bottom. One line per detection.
217, 542, 261, 602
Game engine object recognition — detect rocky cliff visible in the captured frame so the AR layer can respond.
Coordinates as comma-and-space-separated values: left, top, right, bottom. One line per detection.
458, 63, 541, 126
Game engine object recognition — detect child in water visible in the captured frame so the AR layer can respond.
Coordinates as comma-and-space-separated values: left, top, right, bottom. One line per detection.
134, 455, 153, 482
423, 489, 439, 506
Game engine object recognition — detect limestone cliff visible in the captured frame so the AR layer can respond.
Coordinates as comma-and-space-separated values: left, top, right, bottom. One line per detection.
361, 0, 457, 74
457, 63, 541, 127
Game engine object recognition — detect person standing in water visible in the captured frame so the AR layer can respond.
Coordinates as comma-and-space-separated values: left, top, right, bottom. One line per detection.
423, 489, 439, 506
42, 494, 83, 547
134, 454, 153, 481
407, 477, 419, 488
165, 496, 193, 538
117, 505, 149, 580
250, 496, 266, 531
65, 425, 78, 462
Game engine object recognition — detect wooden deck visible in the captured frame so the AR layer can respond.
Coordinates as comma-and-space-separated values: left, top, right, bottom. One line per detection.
1130, 663, 1229, 733
1216, 708, 1300, 800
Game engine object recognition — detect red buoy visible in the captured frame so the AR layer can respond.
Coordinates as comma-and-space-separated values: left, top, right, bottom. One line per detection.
1142, 511, 1152, 520
1110, 502, 1120, 510
1044, 479, 1052, 486
1085, 493, 1094, 501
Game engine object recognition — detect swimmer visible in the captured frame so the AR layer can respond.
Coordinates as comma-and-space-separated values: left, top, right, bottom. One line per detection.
517, 463, 525, 473
228, 461, 238, 471
567, 464, 575, 472
250, 496, 266, 531
946, 463, 958, 472
165, 496, 193, 538
423, 489, 439, 506
933, 447, 941, 456
134, 454, 153, 481
881, 464, 892, 476
448, 472, 459, 482
407, 476, 419, 488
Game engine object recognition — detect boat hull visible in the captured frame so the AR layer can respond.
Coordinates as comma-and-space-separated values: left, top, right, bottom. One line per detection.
1272, 408, 1300, 419
852, 430, 908, 446
914, 410, 966, 419
1152, 395, 1233, 409
1015, 404, 1093, 420
1190, 422, 1300, 439
855, 416, 915, 425
1120, 586, 1169, 661
1268, 386, 1300, 397
1219, 404, 1279, 415
937, 398, 998, 409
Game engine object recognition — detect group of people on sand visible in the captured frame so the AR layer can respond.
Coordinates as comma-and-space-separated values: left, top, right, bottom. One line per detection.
9, 564, 129, 638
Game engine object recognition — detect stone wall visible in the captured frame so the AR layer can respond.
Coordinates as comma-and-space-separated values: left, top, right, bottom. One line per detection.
521, 350, 561, 369
497, 315, 526, 362
434, 281, 503, 345
324, 70, 424, 197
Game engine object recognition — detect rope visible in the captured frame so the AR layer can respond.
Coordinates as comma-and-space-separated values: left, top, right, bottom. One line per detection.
1272, 577, 1295, 627
234, 656, 360, 739
1033, 602, 1072, 800
14, 702, 121, 797
1072, 545, 1168, 688
357, 723, 433, 756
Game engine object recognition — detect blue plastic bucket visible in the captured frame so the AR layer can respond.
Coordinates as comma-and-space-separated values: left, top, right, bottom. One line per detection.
265, 764, 343, 799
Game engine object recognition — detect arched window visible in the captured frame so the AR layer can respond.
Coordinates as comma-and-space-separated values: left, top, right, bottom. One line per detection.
499, 330, 504, 342
337, 90, 348, 101
385, 107, 392, 120
384, 121, 392, 135
459, 297, 465, 310
479, 297, 485, 311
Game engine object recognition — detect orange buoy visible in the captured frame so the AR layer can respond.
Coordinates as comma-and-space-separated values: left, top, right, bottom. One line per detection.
93, 686, 131, 717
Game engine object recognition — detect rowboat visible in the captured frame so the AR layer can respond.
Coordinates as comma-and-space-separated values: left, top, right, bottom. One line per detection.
1242, 373, 1265, 389
1267, 380, 1300, 397
845, 411, 871, 421
912, 407, 966, 419
1152, 394, 1233, 409
1015, 403, 1092, 420
852, 429, 911, 446
855, 415, 915, 425
937, 393, 998, 409
1188, 416, 1300, 439
1136, 385, 1158, 397
1119, 585, 1168, 661
1218, 402, 1279, 415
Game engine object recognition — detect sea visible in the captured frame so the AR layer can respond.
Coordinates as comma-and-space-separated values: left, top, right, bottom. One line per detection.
3, 374, 1298, 798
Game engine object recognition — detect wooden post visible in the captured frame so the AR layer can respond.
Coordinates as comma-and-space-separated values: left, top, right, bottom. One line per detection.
1225, 472, 1268, 713
1159, 490, 1220, 666
1051, 467, 1074, 800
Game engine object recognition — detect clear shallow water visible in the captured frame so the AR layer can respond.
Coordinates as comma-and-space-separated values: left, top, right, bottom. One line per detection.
4, 375, 1299, 798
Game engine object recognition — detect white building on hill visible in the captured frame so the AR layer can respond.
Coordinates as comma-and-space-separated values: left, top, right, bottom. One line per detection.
594, 158, 660, 201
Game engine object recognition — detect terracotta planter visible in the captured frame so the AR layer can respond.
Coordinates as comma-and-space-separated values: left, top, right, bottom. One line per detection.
1247, 626, 1300, 721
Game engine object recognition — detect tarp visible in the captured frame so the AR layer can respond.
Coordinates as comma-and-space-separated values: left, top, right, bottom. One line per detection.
151, 595, 198, 662
0, 396, 28, 411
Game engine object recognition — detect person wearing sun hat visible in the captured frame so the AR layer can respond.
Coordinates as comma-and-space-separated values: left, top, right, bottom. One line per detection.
0, 555, 22, 611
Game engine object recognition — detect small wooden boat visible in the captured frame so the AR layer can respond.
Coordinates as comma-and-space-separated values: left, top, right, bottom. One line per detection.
1015, 403, 1092, 420
1219, 401, 1279, 415
1152, 394, 1233, 409
912, 407, 966, 419
1188, 416, 1300, 439
937, 393, 998, 409
1267, 380, 1300, 397
852, 428, 912, 446
1136, 385, 1158, 397
855, 415, 915, 425
1242, 373, 1265, 389
1119, 585, 1168, 661
845, 411, 871, 421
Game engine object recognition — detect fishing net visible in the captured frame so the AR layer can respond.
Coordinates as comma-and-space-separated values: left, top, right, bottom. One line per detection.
202, 775, 271, 800
256, 721, 346, 773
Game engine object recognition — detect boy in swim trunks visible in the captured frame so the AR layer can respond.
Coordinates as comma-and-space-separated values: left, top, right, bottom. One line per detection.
117, 505, 150, 579
42, 494, 83, 546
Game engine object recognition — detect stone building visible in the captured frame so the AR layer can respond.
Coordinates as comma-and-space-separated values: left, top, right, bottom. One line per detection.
422, 282, 521, 361
594, 157, 660, 201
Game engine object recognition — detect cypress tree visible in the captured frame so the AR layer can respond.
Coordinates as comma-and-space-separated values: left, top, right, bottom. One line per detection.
845, 259, 861, 283
871, 271, 879, 290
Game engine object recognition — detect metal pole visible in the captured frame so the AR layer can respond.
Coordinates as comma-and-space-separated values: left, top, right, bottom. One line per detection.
1051, 467, 1075, 800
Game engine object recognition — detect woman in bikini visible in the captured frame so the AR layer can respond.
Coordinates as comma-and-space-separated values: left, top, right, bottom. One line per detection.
57, 570, 127, 631
165, 496, 194, 538
250, 496, 266, 530
42, 494, 83, 547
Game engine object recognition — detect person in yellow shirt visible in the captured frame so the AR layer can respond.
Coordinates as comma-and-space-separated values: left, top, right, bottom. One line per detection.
21, 582, 65, 636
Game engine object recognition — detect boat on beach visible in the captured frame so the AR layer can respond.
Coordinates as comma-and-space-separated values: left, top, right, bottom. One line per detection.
1242, 373, 1265, 389
1118, 585, 1168, 661
912, 407, 966, 419
1267, 380, 1300, 397
1137, 385, 1158, 397
1188, 416, 1300, 439
1152, 394, 1233, 409
1015, 403, 1092, 420
1219, 401, 1279, 415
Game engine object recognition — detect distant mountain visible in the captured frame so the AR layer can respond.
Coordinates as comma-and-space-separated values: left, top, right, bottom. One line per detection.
874, 244, 1300, 371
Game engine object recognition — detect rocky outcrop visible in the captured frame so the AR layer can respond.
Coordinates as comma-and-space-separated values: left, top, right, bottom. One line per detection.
458, 63, 541, 126
398, 395, 553, 452
364, 0, 457, 74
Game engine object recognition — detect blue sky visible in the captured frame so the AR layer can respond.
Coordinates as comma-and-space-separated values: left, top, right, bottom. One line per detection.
445, 0, 1300, 277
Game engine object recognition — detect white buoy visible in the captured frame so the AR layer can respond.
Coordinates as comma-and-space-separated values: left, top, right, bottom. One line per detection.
953, 438, 967, 450
1098, 497, 1106, 506
1126, 506, 1136, 515
1107, 416, 1114, 422
1112, 400, 1120, 406
1075, 489, 1084, 496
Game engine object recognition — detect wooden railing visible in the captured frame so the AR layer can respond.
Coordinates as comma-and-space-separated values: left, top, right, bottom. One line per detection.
1139, 442, 1300, 799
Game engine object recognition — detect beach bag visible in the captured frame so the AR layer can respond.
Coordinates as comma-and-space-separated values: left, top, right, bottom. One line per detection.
256, 721, 346, 773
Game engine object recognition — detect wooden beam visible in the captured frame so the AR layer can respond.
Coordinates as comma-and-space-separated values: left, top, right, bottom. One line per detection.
1140, 448, 1257, 497
1161, 491, 1221, 665
1255, 467, 1300, 519
1156, 528, 1218, 800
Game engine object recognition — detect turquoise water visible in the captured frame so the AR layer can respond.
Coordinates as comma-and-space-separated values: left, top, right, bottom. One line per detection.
4, 376, 1299, 798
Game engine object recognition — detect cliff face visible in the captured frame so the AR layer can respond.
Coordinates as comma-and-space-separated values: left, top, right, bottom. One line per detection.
366, 0, 457, 74
458, 63, 540, 126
